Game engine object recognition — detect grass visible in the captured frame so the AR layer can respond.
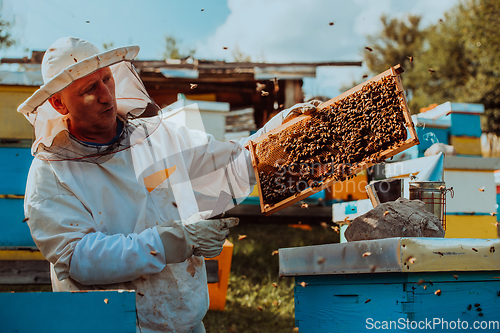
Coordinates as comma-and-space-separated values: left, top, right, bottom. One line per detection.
203, 221, 339, 333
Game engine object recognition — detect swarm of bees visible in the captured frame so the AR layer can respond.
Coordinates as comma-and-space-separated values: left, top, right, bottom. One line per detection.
256, 75, 408, 206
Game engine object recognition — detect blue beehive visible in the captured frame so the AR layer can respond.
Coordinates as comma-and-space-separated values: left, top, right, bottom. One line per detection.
0, 147, 35, 247
412, 102, 484, 157
280, 237, 500, 332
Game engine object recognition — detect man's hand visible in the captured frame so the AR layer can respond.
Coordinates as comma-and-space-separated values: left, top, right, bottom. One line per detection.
283, 100, 322, 123
157, 211, 239, 263
183, 211, 239, 258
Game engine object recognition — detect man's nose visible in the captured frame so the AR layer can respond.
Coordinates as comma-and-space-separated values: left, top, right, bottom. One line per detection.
97, 82, 114, 104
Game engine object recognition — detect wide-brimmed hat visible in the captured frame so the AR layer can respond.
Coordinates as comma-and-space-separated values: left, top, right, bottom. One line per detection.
18, 37, 139, 114
17, 37, 162, 160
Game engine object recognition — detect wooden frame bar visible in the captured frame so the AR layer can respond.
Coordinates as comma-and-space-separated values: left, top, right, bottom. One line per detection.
245, 65, 419, 216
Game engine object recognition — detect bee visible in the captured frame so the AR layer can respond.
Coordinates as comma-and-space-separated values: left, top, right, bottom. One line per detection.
256, 82, 266, 92
472, 248, 478, 252
238, 234, 248, 240
272, 283, 278, 288
490, 246, 495, 253
104, 298, 109, 304
408, 257, 416, 264
189, 83, 198, 89
329, 22, 334, 26
434, 289, 441, 296
223, 46, 228, 50
479, 187, 485, 192
383, 211, 389, 217
137, 292, 145, 297
365, 46, 373, 52
150, 250, 158, 256
453, 275, 459, 280
271, 250, 279, 256
317, 256, 326, 264
428, 68, 436, 74
261, 90, 269, 96
365, 299, 371, 303
300, 281, 308, 287
301, 202, 309, 209
362, 252, 372, 257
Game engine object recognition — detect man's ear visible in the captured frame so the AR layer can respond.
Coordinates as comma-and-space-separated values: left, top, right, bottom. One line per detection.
48, 93, 69, 115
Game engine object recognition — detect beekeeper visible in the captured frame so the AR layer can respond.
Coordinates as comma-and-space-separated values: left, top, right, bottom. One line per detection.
20, 37, 319, 333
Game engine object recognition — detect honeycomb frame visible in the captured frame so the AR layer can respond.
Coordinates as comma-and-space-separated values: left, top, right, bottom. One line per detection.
245, 65, 419, 216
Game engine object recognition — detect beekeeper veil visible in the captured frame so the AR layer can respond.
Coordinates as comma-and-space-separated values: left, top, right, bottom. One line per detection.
17, 37, 161, 162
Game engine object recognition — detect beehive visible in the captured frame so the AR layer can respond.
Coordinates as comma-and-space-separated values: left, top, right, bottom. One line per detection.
246, 65, 418, 215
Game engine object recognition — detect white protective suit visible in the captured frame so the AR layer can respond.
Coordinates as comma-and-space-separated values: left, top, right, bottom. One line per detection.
25, 116, 280, 332
22, 37, 318, 333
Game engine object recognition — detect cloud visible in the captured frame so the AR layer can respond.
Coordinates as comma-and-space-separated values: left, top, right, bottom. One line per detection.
195, 0, 367, 63
196, 0, 460, 64
195, 0, 460, 99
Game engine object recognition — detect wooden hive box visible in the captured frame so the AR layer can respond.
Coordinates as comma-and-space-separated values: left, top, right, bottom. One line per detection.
245, 65, 419, 215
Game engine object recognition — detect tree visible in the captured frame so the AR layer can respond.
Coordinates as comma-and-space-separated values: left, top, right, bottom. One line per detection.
364, 0, 500, 134
363, 14, 426, 113
0, 15, 15, 49
163, 35, 195, 60
232, 45, 251, 62
102, 42, 115, 51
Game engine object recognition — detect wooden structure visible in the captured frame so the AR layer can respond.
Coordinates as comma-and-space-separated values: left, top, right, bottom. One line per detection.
246, 65, 419, 215
279, 237, 500, 332
134, 59, 361, 128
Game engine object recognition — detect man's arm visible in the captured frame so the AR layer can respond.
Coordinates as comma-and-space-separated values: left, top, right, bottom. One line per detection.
27, 191, 168, 284
170, 101, 321, 206
25, 162, 232, 285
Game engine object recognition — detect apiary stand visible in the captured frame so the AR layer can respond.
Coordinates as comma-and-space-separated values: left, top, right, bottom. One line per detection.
279, 237, 500, 332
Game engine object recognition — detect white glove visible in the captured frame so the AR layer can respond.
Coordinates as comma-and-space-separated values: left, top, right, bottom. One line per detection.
157, 211, 239, 263
283, 100, 322, 123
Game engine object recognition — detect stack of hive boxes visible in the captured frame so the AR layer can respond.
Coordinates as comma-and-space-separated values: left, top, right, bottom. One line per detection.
414, 101, 484, 157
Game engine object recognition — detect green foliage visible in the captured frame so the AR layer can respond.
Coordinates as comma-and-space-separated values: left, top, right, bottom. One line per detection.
364, 14, 425, 113
0, 15, 15, 49
203, 222, 339, 333
232, 46, 252, 62
364, 0, 500, 133
102, 42, 115, 51
163, 35, 195, 60
365, 14, 424, 75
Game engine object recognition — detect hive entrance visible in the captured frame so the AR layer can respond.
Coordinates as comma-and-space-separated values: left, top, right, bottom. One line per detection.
246, 65, 419, 215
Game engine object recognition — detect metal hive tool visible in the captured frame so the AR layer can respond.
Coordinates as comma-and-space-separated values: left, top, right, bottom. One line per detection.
245, 65, 419, 216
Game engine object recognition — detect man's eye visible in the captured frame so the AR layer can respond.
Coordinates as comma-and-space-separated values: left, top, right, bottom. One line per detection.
84, 85, 95, 93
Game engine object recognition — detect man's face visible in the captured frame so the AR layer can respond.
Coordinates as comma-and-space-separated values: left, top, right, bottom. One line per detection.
53, 67, 118, 143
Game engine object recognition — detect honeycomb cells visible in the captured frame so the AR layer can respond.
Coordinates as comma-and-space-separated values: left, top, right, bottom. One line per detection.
255, 75, 408, 206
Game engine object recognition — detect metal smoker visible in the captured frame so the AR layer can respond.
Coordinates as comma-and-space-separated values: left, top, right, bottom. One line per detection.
409, 181, 452, 230
365, 178, 404, 207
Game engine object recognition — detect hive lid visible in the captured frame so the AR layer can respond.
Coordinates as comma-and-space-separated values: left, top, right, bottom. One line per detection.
279, 237, 500, 276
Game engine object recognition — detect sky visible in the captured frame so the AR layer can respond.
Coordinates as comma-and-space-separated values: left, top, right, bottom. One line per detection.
1, 0, 462, 99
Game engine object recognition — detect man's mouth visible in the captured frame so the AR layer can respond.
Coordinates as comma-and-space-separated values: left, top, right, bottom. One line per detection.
103, 106, 114, 113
